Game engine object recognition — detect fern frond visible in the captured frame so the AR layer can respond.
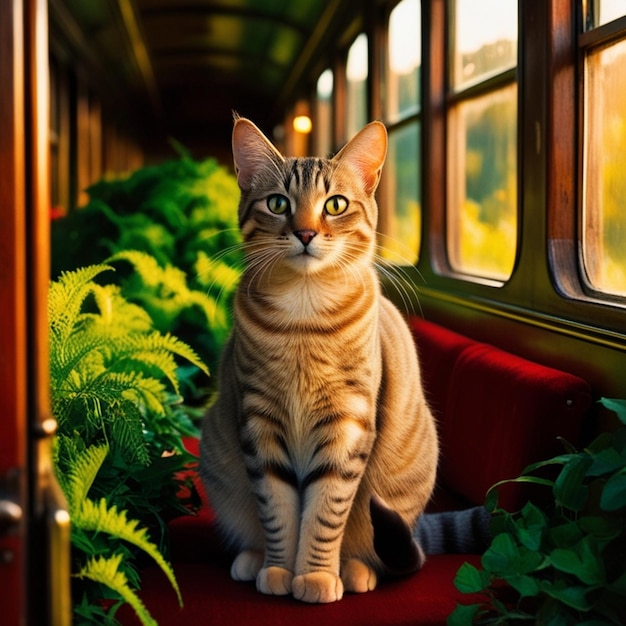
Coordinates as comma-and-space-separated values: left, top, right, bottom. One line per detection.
76, 498, 182, 607
139, 331, 209, 377
90, 282, 153, 332
48, 265, 114, 344
57, 444, 109, 513
118, 372, 168, 416
76, 553, 157, 626
107, 250, 165, 289
115, 348, 181, 393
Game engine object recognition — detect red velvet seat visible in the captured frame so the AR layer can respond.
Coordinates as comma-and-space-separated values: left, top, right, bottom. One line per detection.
117, 317, 593, 625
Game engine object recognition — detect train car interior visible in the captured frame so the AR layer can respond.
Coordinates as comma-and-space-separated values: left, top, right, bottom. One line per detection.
1, 0, 625, 624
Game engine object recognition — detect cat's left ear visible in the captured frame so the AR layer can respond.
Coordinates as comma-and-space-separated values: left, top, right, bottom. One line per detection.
333, 121, 387, 195
232, 117, 284, 191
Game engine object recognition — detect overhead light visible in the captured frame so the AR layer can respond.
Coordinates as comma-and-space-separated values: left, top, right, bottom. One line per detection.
293, 115, 312, 134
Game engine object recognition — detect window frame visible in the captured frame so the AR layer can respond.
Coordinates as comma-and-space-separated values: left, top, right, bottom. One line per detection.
443, 0, 520, 284
576, 12, 626, 302
307, 0, 626, 338
380, 0, 424, 265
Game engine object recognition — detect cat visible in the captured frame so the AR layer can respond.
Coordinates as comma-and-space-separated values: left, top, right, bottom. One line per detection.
199, 116, 438, 604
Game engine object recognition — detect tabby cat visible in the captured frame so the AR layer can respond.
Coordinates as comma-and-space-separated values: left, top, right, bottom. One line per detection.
200, 116, 438, 604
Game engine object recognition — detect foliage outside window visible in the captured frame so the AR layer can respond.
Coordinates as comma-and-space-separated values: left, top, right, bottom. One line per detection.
446, 0, 518, 281
346, 33, 368, 141
581, 4, 626, 297
382, 0, 422, 265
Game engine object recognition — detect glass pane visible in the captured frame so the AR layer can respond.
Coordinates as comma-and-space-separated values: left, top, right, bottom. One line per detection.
585, 0, 626, 29
451, 0, 517, 90
315, 69, 333, 157
447, 85, 517, 280
387, 0, 421, 121
346, 33, 368, 138
582, 38, 626, 295
381, 122, 421, 264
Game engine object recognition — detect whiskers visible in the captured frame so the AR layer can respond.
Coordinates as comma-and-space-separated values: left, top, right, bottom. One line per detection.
374, 231, 426, 318
242, 241, 288, 296
194, 226, 426, 323
192, 229, 246, 323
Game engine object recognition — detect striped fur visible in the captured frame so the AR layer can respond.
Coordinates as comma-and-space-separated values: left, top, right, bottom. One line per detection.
200, 117, 438, 603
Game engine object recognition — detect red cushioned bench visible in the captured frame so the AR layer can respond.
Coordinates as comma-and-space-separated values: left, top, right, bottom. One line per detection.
117, 317, 593, 625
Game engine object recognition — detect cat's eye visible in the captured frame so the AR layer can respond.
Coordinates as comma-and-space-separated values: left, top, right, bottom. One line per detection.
267, 194, 290, 215
324, 195, 349, 216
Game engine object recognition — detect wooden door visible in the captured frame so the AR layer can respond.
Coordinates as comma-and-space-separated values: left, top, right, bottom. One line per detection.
0, 1, 70, 623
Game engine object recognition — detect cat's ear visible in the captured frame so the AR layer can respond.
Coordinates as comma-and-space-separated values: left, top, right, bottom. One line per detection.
333, 121, 387, 195
232, 117, 284, 191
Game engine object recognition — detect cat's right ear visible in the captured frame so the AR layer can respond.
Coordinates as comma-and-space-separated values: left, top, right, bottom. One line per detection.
232, 118, 284, 191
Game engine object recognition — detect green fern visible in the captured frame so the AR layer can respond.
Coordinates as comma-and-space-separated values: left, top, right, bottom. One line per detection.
50, 154, 241, 622
50, 264, 206, 623
77, 498, 182, 607
60, 444, 182, 626
108, 249, 230, 335
55, 444, 108, 512
48, 264, 115, 344
76, 554, 157, 626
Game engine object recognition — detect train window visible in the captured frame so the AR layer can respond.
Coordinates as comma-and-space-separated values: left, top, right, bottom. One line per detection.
583, 0, 626, 28
581, 3, 626, 296
388, 0, 421, 122
381, 0, 422, 263
315, 69, 334, 157
446, 0, 518, 281
346, 33, 368, 140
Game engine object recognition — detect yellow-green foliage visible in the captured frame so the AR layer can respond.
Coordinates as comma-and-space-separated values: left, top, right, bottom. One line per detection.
51, 153, 243, 375
50, 264, 207, 624
58, 444, 181, 626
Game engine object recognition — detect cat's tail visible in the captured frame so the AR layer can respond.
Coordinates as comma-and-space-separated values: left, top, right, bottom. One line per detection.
370, 494, 425, 576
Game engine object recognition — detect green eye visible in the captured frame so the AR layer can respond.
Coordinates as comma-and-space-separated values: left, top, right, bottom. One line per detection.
267, 194, 290, 215
324, 195, 349, 216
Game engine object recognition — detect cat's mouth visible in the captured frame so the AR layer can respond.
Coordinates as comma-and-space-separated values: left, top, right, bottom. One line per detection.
286, 246, 326, 273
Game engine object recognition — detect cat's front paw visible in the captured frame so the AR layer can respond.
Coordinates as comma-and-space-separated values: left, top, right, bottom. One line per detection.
231, 550, 264, 582
256, 566, 293, 596
292, 571, 344, 603
341, 558, 377, 593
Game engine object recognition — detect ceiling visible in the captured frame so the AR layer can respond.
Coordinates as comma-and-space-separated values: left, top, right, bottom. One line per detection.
50, 0, 365, 156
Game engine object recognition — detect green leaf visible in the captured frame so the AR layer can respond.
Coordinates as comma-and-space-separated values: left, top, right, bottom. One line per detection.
601, 467, 626, 512
56, 444, 109, 512
515, 502, 547, 551
76, 498, 182, 607
579, 515, 624, 540
599, 398, 626, 425
587, 445, 625, 477
549, 520, 583, 548
486, 476, 554, 507
454, 562, 488, 594
553, 455, 592, 511
504, 573, 540, 598
540, 579, 593, 611
447, 603, 482, 626
484, 484, 500, 513
76, 554, 157, 626
481, 533, 543, 575
548, 538, 605, 585
520, 454, 577, 476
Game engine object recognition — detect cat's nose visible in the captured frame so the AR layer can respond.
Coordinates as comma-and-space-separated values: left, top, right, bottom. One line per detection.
294, 230, 317, 246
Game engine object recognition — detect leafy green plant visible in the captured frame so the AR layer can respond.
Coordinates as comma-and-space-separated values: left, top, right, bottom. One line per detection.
449, 397, 626, 626
51, 152, 243, 375
50, 264, 209, 624
59, 445, 180, 626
